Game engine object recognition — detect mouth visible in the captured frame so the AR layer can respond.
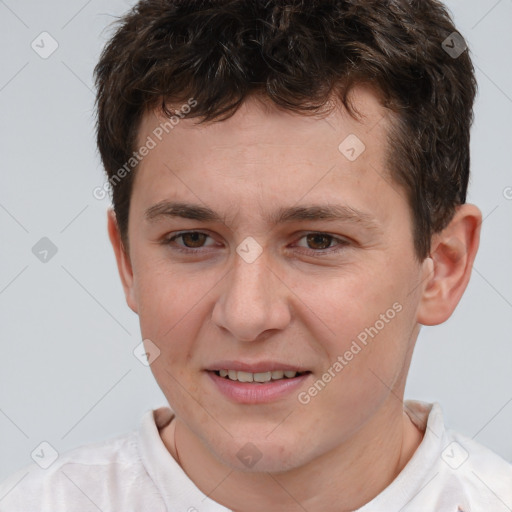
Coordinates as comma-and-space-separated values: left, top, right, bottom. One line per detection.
211, 369, 310, 383
206, 366, 312, 404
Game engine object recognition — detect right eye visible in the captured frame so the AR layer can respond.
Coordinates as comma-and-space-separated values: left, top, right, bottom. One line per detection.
164, 231, 217, 252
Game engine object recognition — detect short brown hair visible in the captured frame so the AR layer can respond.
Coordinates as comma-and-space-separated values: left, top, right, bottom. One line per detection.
94, 0, 477, 259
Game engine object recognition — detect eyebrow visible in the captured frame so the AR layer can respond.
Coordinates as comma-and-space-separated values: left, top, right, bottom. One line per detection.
144, 200, 380, 231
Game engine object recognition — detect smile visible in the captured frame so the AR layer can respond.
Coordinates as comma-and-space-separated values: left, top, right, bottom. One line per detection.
207, 369, 312, 404
214, 369, 308, 383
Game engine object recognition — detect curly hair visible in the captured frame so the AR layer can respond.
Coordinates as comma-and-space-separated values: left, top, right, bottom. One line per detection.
94, 0, 477, 259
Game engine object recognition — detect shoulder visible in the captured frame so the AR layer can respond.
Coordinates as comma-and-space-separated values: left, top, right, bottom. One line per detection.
443, 428, 512, 511
395, 400, 512, 512
0, 428, 165, 512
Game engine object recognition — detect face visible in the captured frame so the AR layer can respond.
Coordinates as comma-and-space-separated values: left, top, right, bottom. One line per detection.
115, 87, 432, 473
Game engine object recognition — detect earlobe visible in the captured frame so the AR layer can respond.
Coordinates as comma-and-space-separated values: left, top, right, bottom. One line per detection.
417, 204, 482, 326
107, 209, 138, 314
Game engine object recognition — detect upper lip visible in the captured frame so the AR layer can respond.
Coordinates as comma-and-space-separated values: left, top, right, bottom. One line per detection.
207, 361, 310, 373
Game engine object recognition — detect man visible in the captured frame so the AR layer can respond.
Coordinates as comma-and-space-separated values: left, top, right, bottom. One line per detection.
1, 0, 511, 510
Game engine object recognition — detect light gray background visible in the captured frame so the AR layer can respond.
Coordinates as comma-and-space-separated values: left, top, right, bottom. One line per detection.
0, 0, 511, 482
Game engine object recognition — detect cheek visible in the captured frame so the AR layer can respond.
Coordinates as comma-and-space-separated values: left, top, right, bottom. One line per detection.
133, 258, 207, 332
291, 264, 415, 381
131, 268, 203, 392
290, 265, 396, 339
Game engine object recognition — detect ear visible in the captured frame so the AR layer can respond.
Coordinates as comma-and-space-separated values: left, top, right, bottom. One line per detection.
107, 209, 138, 314
417, 204, 482, 325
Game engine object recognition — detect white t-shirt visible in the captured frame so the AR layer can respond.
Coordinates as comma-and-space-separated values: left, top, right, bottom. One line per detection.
0, 400, 510, 511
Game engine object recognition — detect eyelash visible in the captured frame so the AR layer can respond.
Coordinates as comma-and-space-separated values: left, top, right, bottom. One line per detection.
163, 231, 350, 257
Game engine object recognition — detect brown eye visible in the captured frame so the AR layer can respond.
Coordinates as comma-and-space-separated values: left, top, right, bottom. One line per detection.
164, 231, 218, 254
294, 232, 350, 256
305, 233, 334, 250
179, 232, 208, 248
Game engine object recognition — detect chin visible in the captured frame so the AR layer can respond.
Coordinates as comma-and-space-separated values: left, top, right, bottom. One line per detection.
212, 434, 312, 474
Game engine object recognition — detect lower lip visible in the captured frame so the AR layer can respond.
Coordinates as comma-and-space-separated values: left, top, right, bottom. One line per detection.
207, 371, 311, 404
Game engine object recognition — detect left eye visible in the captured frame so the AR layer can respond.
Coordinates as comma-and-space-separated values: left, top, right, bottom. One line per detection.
296, 233, 347, 251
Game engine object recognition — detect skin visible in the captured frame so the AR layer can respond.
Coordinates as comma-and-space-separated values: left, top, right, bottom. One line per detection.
108, 86, 481, 511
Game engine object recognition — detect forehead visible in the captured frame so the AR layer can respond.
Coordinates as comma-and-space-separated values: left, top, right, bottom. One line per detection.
138, 86, 389, 153
130, 86, 404, 233
135, 87, 391, 177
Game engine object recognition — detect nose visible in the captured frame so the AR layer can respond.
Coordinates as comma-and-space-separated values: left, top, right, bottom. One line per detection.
211, 248, 291, 342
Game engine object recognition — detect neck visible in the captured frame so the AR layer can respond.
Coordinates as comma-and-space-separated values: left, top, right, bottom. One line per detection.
160, 400, 424, 512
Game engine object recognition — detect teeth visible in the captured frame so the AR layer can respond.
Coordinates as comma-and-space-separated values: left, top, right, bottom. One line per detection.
254, 372, 272, 383
237, 371, 253, 382
217, 369, 302, 382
